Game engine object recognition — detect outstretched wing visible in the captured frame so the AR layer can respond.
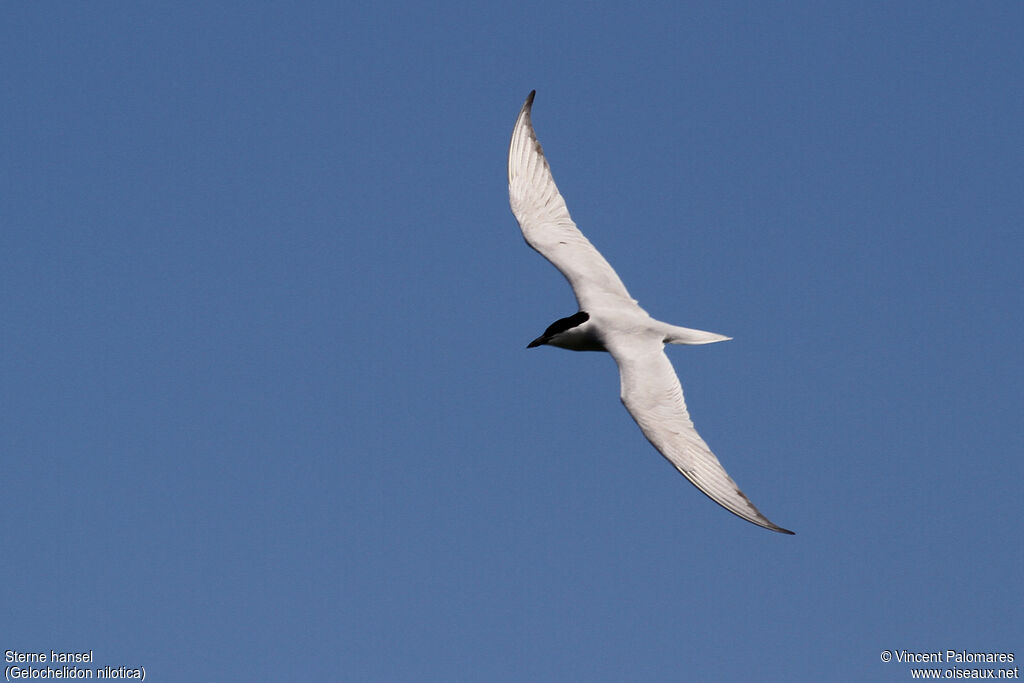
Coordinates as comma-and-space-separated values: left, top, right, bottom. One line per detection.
607, 336, 794, 534
507, 91, 634, 310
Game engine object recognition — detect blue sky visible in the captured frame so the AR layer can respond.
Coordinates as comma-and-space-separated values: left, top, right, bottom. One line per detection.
2, 2, 1021, 681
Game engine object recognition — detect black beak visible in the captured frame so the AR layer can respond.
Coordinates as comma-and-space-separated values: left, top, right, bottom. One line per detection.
527, 335, 546, 349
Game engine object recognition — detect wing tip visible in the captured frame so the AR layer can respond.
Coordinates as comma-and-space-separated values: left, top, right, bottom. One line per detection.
517, 90, 536, 122
677, 464, 795, 535
510, 89, 547, 177
737, 486, 794, 535
737, 486, 794, 534
741, 501, 795, 535
509, 90, 543, 186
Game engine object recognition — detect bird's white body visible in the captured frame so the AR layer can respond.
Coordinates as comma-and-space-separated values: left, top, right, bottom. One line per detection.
508, 90, 792, 534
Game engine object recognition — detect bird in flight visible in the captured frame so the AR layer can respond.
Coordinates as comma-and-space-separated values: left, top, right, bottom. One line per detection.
508, 90, 793, 534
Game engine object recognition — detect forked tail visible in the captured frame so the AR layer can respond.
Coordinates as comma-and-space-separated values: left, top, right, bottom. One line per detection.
662, 323, 732, 345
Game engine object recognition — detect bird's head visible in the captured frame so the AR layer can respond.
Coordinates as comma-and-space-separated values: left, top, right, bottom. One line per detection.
527, 311, 604, 351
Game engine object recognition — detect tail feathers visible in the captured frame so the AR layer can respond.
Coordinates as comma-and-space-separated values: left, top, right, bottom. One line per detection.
662, 324, 732, 345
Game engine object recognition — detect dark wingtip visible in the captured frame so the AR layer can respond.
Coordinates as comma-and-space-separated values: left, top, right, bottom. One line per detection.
524, 90, 536, 110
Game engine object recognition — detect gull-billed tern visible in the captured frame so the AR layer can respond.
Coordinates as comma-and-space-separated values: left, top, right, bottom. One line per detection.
508, 91, 793, 534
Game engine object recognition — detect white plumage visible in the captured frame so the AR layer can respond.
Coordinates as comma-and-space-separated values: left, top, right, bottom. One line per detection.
508, 91, 793, 534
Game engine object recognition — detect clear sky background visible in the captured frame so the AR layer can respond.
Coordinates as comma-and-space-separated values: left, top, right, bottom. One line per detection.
2, 2, 1021, 681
